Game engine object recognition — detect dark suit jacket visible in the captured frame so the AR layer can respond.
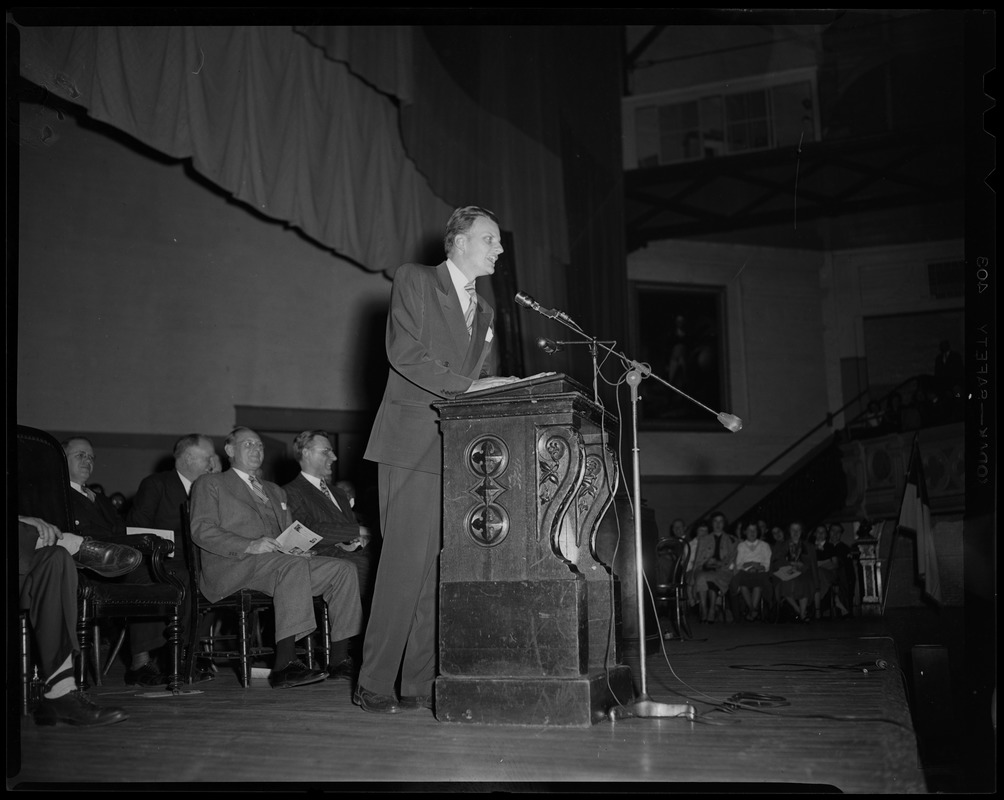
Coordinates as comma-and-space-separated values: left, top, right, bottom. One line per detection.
282, 473, 359, 545
189, 469, 293, 602
127, 470, 189, 566
69, 488, 127, 543
364, 261, 498, 474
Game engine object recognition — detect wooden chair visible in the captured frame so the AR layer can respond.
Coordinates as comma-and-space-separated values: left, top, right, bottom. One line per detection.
654, 539, 692, 640
20, 612, 41, 715
180, 501, 330, 687
16, 425, 186, 701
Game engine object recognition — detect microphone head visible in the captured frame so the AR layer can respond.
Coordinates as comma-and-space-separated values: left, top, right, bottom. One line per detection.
536, 337, 562, 355
515, 292, 534, 309
717, 412, 743, 432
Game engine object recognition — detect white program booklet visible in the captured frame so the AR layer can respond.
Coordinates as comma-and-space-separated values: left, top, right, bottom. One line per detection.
276, 521, 321, 555
126, 526, 175, 544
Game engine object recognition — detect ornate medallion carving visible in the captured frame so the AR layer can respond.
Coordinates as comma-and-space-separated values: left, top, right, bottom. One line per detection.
464, 436, 510, 547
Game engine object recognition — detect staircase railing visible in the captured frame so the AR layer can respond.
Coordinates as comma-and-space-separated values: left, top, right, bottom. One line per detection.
694, 374, 940, 529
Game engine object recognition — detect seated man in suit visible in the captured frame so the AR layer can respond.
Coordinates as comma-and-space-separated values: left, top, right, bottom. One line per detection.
19, 516, 132, 726
282, 430, 378, 680
124, 433, 218, 686
190, 427, 363, 689
63, 437, 128, 543
65, 435, 182, 686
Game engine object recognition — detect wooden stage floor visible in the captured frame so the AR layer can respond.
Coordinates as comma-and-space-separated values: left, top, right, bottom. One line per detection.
8, 616, 928, 792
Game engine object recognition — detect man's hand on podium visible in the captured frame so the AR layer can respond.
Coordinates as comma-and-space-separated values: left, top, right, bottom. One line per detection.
465, 376, 522, 393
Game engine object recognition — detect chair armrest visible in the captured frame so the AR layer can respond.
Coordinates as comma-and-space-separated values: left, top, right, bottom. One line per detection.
129, 533, 175, 558
130, 534, 186, 594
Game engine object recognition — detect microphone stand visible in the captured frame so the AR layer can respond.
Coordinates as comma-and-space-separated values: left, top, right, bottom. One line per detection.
546, 339, 615, 406
525, 306, 741, 721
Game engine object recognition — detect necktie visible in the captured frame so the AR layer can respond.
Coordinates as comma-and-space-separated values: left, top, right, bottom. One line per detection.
464, 282, 477, 336
248, 475, 270, 504
318, 480, 341, 511
82, 486, 96, 502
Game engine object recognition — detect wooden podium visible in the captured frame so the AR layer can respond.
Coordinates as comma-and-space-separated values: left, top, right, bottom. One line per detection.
434, 374, 635, 726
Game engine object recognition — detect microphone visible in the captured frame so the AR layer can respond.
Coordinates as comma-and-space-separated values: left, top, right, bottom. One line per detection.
717, 413, 743, 433
515, 292, 549, 315
537, 337, 563, 355
515, 292, 578, 326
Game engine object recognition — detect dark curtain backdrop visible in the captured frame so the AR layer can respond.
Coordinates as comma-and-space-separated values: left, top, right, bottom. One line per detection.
16, 22, 626, 377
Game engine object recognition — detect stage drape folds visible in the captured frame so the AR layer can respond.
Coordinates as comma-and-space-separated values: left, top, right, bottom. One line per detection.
295, 25, 574, 314
16, 24, 450, 276
16, 23, 624, 374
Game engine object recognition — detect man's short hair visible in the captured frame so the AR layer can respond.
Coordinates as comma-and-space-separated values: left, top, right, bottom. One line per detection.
224, 427, 257, 449
173, 433, 211, 460
292, 430, 330, 461
443, 205, 498, 257
60, 436, 93, 452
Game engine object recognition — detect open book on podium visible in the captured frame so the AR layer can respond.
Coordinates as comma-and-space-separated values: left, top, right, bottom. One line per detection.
460, 371, 593, 400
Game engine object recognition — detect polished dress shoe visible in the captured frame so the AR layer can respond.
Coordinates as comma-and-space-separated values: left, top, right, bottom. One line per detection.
269, 659, 327, 689
73, 538, 143, 578
327, 656, 357, 681
34, 690, 128, 727
398, 694, 433, 711
124, 661, 165, 687
353, 684, 401, 714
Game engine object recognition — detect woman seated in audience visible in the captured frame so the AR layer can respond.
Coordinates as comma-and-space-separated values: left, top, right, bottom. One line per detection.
771, 520, 818, 622
684, 519, 705, 609
812, 524, 850, 619
729, 520, 773, 621
767, 526, 787, 608
689, 512, 737, 624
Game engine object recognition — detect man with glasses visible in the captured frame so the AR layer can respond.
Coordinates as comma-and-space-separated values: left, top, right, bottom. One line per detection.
283, 430, 377, 681
189, 427, 363, 689
61, 436, 144, 575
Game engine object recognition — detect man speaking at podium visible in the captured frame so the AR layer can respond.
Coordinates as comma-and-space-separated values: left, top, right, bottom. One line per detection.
356, 205, 519, 713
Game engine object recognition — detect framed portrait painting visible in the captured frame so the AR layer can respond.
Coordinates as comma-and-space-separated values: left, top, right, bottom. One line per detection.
631, 282, 729, 430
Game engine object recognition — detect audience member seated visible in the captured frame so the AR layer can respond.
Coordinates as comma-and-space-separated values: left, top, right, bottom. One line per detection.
125, 433, 218, 685
811, 525, 850, 619
862, 400, 885, 436
19, 516, 137, 726
771, 521, 818, 622
766, 525, 788, 608
282, 430, 379, 680
189, 427, 363, 689
828, 523, 855, 615
109, 492, 128, 517
728, 520, 772, 621
884, 392, 904, 434
63, 437, 128, 544
683, 519, 705, 609
900, 389, 926, 431
654, 517, 688, 589
689, 511, 737, 624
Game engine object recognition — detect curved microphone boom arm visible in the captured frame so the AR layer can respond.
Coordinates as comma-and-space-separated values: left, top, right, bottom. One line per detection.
516, 290, 741, 720
519, 292, 742, 432
536, 337, 616, 406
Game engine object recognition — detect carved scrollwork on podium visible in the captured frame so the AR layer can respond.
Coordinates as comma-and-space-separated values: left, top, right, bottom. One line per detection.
536, 427, 584, 550
464, 436, 510, 547
577, 444, 619, 556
